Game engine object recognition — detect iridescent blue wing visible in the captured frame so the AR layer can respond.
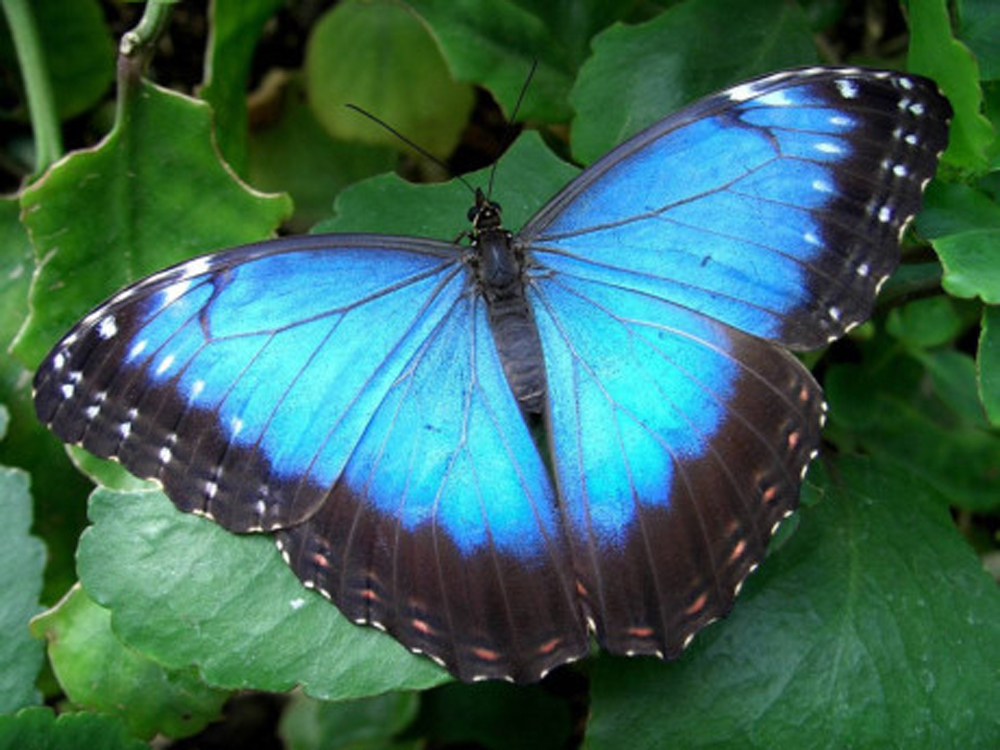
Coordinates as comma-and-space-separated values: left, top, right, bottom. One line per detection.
521, 68, 950, 658
523, 68, 951, 348
32, 234, 588, 682
275, 291, 588, 682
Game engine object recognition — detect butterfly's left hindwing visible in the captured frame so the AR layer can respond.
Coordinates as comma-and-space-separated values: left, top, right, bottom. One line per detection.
276, 294, 589, 682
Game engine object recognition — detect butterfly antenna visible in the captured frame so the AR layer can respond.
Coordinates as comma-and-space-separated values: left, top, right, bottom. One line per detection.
486, 60, 538, 200
345, 104, 477, 195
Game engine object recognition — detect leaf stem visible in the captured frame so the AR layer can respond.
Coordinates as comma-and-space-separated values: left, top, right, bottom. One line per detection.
116, 0, 175, 108
1, 0, 63, 176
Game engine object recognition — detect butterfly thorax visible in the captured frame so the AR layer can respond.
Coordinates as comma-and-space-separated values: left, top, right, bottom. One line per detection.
470, 190, 547, 416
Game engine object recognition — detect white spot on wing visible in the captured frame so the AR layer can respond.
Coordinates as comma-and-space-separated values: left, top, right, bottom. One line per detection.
728, 82, 760, 102
815, 142, 843, 154
878, 206, 893, 223
128, 339, 148, 360
160, 280, 191, 307
835, 79, 859, 99
155, 353, 175, 376
98, 316, 118, 339
159, 446, 172, 464
180, 257, 212, 279
758, 90, 794, 107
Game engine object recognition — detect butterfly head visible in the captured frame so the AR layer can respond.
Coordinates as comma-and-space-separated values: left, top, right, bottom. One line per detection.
468, 187, 503, 234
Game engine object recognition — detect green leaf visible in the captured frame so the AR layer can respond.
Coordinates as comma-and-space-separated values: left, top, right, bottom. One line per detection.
585, 457, 1000, 748
917, 180, 1000, 239
0, 201, 92, 604
825, 342, 1000, 512
0, 197, 31, 350
30, 585, 228, 740
979, 306, 1000, 426
0, 707, 146, 750
957, 0, 1000, 81
909, 0, 995, 170
0, 466, 45, 713
66, 446, 155, 492
305, 0, 474, 158
570, 0, 817, 163
932, 229, 1000, 303
885, 296, 968, 348
200, 0, 287, 174
77, 488, 449, 700
407, 0, 628, 122
14, 79, 292, 368
317, 131, 578, 237
247, 73, 397, 231
0, 0, 114, 121
279, 691, 420, 750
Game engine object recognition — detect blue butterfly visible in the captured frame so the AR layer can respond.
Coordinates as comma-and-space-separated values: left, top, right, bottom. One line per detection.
34, 67, 950, 682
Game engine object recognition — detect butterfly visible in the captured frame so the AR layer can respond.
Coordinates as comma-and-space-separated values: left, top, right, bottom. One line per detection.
34, 67, 950, 683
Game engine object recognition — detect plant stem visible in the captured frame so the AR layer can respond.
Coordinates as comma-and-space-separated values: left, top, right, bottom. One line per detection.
1, 0, 63, 177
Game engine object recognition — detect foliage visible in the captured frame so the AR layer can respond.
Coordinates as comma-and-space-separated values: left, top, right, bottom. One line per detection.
0, 0, 997, 747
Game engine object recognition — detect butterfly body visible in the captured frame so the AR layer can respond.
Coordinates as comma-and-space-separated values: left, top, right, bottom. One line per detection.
34, 67, 950, 682
467, 190, 548, 415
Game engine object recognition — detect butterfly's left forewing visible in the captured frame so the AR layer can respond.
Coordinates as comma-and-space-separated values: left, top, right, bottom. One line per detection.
34, 236, 470, 531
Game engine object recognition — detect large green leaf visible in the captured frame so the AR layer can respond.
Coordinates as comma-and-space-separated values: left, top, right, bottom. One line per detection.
932, 229, 1000, 303
980, 306, 1000, 426
407, 0, 630, 122
30, 585, 228, 740
0, 707, 146, 750
15, 79, 292, 367
570, 0, 817, 163
909, 0, 994, 170
305, 0, 474, 158
77, 488, 448, 699
200, 0, 287, 174
585, 457, 1000, 748
0, 464, 45, 713
0, 199, 91, 602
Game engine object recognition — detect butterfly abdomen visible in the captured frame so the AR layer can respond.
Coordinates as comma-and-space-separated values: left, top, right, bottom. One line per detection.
474, 226, 547, 415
